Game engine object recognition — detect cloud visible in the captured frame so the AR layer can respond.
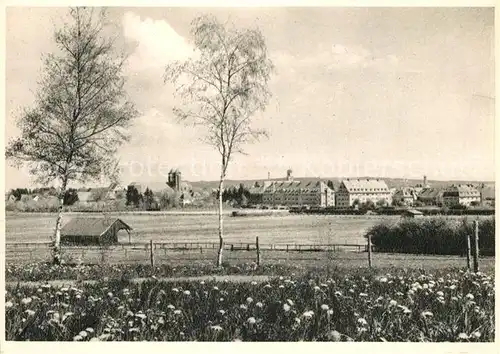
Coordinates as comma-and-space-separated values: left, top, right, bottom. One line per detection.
122, 12, 194, 72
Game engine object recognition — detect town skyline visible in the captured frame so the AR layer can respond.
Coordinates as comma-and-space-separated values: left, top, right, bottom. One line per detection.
5, 7, 495, 189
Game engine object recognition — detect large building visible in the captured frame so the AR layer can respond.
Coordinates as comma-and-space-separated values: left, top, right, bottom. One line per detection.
417, 188, 444, 206
392, 187, 417, 206
442, 184, 481, 207
335, 178, 391, 208
250, 169, 335, 208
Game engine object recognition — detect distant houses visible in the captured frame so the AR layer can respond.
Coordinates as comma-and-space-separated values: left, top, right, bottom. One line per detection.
392, 187, 417, 206
417, 188, 444, 206
442, 184, 481, 207
335, 178, 392, 208
249, 170, 335, 208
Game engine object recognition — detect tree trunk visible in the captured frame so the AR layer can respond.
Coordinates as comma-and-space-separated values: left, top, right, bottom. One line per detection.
52, 179, 68, 265
216, 178, 224, 267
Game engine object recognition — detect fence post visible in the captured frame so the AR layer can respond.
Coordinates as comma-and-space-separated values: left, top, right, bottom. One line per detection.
256, 236, 261, 266
466, 231, 472, 271
150, 240, 155, 268
473, 220, 479, 273
367, 234, 372, 268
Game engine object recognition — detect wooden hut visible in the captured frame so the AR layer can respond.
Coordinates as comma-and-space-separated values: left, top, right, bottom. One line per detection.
61, 217, 132, 245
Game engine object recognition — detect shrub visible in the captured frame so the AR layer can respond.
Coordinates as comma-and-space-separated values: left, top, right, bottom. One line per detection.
366, 217, 495, 256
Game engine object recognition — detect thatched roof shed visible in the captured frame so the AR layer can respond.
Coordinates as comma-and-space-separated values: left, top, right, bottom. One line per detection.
61, 217, 132, 245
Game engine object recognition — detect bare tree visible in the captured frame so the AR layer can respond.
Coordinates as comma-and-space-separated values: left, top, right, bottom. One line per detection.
6, 7, 138, 264
164, 15, 274, 266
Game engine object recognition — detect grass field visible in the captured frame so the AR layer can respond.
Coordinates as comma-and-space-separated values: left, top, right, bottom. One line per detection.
6, 212, 399, 245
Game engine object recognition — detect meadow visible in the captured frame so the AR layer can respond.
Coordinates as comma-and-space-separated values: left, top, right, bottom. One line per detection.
5, 267, 494, 341
6, 212, 396, 245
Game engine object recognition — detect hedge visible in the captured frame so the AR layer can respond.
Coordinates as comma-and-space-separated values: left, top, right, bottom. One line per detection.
365, 217, 495, 256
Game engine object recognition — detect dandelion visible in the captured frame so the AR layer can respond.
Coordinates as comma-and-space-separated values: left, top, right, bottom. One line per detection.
158, 317, 165, 325
283, 303, 291, 312
172, 288, 179, 293
135, 313, 147, 320
321, 304, 329, 311
359, 293, 368, 297
378, 277, 388, 283
313, 286, 321, 291
218, 309, 226, 315
449, 285, 457, 290
86, 328, 94, 334
279, 285, 285, 289
421, 311, 434, 318
294, 317, 301, 325
79, 330, 88, 338
328, 330, 342, 341
174, 309, 182, 315
210, 325, 223, 331
327, 309, 334, 316
73, 335, 83, 341
246, 297, 253, 304
436, 291, 444, 297
466, 293, 474, 300
302, 310, 314, 319
247, 317, 256, 325
183, 290, 191, 296
251, 281, 257, 286
471, 331, 481, 339
389, 300, 397, 307
264, 284, 272, 289
457, 333, 469, 340
25, 309, 35, 316
287, 299, 294, 306
240, 304, 248, 310
213, 286, 219, 291
107, 292, 113, 298
256, 302, 264, 308
167, 304, 175, 310
5, 301, 13, 308
357, 318, 368, 326
21, 297, 32, 305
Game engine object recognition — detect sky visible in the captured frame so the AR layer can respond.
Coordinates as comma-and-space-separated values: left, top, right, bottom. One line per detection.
4, 7, 495, 189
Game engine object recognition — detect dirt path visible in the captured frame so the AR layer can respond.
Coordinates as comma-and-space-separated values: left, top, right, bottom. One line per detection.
5, 275, 273, 288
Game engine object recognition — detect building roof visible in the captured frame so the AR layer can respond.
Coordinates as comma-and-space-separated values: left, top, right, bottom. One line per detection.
394, 187, 416, 198
418, 188, 443, 199
263, 180, 332, 194
340, 179, 389, 193
443, 184, 480, 197
61, 217, 132, 237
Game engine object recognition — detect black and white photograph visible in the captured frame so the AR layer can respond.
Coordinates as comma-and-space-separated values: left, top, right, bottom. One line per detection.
3, 4, 496, 344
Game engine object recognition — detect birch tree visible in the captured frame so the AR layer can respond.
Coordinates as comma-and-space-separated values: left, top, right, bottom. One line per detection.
164, 15, 274, 266
6, 7, 138, 264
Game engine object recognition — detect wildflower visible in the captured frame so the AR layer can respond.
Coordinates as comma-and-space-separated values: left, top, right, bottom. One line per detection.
471, 331, 481, 339
283, 303, 291, 312
378, 277, 388, 283
240, 304, 248, 310
287, 299, 294, 306
449, 285, 457, 290
327, 309, 334, 316
246, 297, 253, 304
359, 293, 368, 297
436, 291, 444, 297
294, 317, 301, 325
25, 309, 35, 316
247, 317, 256, 325
466, 293, 474, 300
220, 298, 224, 302
79, 330, 88, 338
86, 327, 94, 334
328, 330, 342, 341
183, 290, 191, 296
458, 333, 469, 340
173, 309, 182, 315
321, 304, 329, 311
61, 287, 69, 292
158, 317, 165, 325
167, 304, 175, 310
213, 286, 219, 291
256, 302, 263, 308
107, 292, 113, 298
73, 335, 83, 341
210, 325, 223, 331
172, 288, 179, 293
389, 300, 397, 307
218, 309, 226, 315
5, 301, 13, 308
135, 313, 147, 320
313, 286, 321, 291
200, 281, 205, 285
302, 310, 314, 319
357, 318, 368, 326
264, 284, 272, 289
251, 281, 257, 286
279, 285, 285, 289
21, 297, 32, 305
421, 311, 433, 318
